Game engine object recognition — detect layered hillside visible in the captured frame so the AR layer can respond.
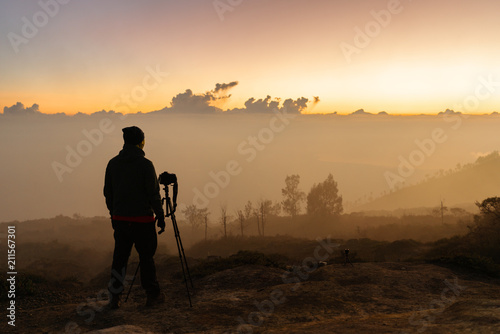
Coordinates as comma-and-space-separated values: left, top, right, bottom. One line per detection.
359, 152, 500, 211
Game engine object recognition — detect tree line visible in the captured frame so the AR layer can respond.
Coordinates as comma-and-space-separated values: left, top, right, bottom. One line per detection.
181, 173, 343, 239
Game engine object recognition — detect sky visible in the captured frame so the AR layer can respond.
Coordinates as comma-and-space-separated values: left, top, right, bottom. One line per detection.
1, 0, 500, 115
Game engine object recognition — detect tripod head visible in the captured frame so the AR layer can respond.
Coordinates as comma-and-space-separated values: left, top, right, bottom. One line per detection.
159, 171, 178, 216
158, 172, 178, 235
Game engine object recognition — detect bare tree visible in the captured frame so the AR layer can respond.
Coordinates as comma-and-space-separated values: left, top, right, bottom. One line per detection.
252, 203, 262, 236
220, 204, 230, 238
255, 199, 277, 236
244, 200, 254, 234
203, 210, 209, 241
236, 209, 246, 237
244, 200, 253, 221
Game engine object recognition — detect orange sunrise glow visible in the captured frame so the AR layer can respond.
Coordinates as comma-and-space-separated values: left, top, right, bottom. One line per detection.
1, 0, 500, 115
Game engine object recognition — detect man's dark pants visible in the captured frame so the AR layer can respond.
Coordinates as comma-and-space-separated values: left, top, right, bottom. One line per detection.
108, 220, 161, 298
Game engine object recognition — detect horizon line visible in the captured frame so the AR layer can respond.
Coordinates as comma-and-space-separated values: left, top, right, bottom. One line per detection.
1, 103, 499, 117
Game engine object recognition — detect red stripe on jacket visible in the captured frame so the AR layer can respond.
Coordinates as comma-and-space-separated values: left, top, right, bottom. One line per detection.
112, 215, 155, 223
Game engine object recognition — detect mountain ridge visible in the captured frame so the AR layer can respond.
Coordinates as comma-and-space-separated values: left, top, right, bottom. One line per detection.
358, 152, 500, 211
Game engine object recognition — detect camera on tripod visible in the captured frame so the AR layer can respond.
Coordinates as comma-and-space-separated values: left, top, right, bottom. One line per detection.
158, 170, 193, 307
158, 171, 178, 216
343, 248, 353, 267
159, 171, 177, 185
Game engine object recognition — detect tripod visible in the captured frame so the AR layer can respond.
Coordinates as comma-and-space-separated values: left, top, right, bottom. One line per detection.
162, 181, 194, 307
343, 249, 354, 267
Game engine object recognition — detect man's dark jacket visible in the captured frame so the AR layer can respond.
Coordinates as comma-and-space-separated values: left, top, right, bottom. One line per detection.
104, 144, 164, 220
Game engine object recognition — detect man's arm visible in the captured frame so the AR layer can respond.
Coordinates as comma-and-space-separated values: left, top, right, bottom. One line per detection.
144, 161, 165, 220
103, 163, 113, 216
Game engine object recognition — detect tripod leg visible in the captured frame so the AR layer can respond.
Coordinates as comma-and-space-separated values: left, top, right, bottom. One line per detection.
163, 186, 193, 307
171, 213, 193, 307
124, 262, 140, 303
174, 220, 194, 288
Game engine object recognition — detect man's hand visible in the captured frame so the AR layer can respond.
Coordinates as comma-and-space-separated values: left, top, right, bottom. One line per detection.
157, 216, 166, 235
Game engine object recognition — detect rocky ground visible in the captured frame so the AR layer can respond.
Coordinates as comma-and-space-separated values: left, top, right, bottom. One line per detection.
7, 260, 500, 334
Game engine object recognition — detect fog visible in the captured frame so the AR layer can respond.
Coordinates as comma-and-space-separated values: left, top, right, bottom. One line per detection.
1, 110, 500, 222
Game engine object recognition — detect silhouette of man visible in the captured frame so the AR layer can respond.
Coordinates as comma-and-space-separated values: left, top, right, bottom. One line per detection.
104, 126, 166, 309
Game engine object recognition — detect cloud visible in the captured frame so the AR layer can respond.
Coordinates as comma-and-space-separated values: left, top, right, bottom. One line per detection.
166, 89, 221, 114
438, 109, 461, 115
154, 82, 314, 114
3, 102, 41, 115
6, 82, 315, 116
282, 97, 309, 114
87, 109, 123, 117
213, 81, 238, 94
155, 82, 240, 114
240, 95, 280, 113
228, 96, 309, 114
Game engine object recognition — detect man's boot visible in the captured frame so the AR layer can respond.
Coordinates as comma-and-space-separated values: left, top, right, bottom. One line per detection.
146, 291, 165, 307
106, 293, 120, 310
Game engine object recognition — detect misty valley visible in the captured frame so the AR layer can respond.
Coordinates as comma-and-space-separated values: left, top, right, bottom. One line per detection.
2, 111, 500, 333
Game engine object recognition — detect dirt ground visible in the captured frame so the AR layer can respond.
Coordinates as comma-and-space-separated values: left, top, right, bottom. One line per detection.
7, 260, 500, 334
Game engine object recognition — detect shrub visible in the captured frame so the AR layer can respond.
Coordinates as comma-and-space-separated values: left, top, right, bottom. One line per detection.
428, 254, 500, 277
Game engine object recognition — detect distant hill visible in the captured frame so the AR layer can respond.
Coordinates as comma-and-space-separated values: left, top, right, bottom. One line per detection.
358, 152, 500, 211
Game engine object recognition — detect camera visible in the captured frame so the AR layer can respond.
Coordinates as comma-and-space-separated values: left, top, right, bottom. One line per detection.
159, 171, 177, 185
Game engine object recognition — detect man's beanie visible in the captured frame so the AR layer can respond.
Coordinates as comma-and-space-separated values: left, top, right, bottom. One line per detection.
122, 126, 145, 145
